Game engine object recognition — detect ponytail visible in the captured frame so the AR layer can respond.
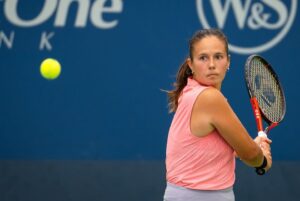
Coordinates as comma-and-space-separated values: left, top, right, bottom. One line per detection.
167, 59, 192, 113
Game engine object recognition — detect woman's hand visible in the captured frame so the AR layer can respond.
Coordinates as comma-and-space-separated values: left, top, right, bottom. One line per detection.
254, 136, 272, 172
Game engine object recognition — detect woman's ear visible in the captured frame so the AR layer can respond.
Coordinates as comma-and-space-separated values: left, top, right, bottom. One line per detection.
227, 54, 231, 68
187, 58, 193, 72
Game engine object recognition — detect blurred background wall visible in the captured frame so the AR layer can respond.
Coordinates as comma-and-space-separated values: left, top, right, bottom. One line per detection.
1, 0, 299, 200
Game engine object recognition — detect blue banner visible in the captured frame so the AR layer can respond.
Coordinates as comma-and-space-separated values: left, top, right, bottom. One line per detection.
1, 0, 299, 160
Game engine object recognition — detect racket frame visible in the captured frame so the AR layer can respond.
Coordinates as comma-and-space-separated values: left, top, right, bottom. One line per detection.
245, 55, 286, 134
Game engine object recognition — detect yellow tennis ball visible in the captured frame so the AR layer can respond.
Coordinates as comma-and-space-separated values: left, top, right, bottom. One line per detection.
40, 58, 61, 80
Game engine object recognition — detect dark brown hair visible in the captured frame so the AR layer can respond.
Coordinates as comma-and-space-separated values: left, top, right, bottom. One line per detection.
167, 28, 229, 112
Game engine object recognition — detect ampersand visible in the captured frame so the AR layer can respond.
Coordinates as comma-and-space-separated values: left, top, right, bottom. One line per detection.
248, 3, 271, 29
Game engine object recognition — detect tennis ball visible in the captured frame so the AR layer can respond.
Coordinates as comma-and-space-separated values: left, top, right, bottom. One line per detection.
40, 58, 61, 80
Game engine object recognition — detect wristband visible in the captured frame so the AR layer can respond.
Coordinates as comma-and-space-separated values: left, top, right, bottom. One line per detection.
255, 156, 267, 175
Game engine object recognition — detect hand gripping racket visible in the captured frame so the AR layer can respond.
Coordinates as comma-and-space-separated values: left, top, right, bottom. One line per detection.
245, 55, 286, 174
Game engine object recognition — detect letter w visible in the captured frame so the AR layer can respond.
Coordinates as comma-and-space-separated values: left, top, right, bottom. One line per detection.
210, 0, 251, 29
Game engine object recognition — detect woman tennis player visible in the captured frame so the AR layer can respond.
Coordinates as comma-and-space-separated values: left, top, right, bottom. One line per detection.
164, 29, 272, 201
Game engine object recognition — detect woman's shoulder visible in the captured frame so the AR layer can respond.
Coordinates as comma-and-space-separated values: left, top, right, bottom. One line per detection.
194, 87, 227, 106
199, 87, 225, 98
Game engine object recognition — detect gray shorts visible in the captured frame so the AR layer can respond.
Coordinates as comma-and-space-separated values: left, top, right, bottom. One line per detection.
163, 182, 235, 201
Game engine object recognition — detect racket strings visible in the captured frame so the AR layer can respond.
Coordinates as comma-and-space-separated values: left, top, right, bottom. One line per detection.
249, 59, 285, 122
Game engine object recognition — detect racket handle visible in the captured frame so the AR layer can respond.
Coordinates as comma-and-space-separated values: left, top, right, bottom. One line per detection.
258, 131, 267, 138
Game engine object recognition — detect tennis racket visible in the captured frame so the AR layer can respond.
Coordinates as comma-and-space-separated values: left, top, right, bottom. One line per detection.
245, 55, 286, 174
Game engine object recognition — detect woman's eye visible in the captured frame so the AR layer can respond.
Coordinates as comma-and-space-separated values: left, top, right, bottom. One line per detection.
215, 55, 223, 60
199, 56, 207, 61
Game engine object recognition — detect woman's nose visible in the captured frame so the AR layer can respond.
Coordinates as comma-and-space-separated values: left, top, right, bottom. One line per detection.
209, 58, 215, 69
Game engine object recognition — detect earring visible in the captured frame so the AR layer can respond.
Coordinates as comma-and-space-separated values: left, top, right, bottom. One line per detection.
227, 68, 230, 72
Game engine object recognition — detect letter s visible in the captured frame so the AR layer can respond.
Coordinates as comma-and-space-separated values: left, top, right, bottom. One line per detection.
262, 0, 288, 29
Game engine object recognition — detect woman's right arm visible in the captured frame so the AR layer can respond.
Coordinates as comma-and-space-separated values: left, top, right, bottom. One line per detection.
193, 88, 272, 169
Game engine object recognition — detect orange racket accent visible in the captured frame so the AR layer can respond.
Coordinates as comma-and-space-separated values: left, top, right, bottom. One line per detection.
265, 122, 279, 133
250, 97, 263, 132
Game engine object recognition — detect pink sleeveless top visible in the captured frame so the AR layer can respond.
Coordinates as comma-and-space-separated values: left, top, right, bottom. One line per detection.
166, 78, 235, 190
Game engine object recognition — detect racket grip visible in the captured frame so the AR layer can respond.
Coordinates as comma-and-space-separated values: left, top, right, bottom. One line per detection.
258, 131, 267, 138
